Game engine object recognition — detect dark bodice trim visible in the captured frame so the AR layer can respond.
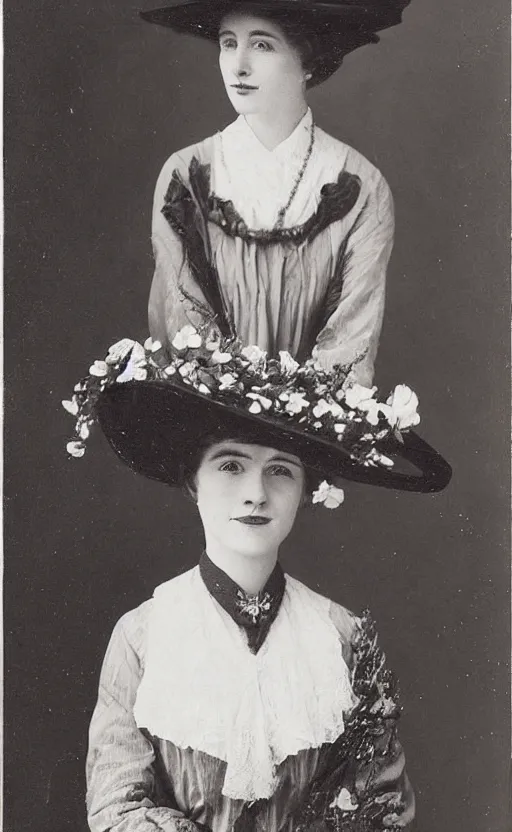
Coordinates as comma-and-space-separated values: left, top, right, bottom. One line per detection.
162, 157, 361, 249
208, 170, 361, 245
199, 552, 286, 654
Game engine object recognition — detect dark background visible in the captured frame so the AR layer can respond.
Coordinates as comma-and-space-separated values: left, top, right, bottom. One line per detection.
5, 1, 510, 830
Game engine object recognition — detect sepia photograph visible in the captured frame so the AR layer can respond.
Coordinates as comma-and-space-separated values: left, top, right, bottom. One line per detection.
4, 1, 510, 831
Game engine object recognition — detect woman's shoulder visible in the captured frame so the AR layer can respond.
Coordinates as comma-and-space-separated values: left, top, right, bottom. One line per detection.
112, 569, 196, 646
112, 597, 153, 656
316, 126, 391, 195
156, 134, 216, 184
328, 599, 360, 644
285, 574, 359, 642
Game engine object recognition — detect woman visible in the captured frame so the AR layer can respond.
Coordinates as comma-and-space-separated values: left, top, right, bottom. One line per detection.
63, 330, 451, 831
143, 1, 411, 386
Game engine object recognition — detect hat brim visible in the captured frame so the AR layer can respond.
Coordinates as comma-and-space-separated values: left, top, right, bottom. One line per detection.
140, 2, 409, 41
96, 381, 452, 494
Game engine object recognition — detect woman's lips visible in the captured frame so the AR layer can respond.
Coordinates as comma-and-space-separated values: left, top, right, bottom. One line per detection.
231, 84, 258, 95
234, 516, 271, 525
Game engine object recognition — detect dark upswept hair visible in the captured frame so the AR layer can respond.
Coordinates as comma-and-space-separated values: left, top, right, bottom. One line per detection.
221, 3, 381, 86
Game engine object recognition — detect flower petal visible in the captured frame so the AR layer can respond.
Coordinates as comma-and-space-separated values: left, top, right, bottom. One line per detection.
66, 440, 85, 458
89, 360, 108, 377
62, 399, 78, 416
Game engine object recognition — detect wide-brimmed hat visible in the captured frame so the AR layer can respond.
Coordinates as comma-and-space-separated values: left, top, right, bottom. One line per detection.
95, 381, 450, 494
139, 1, 411, 42
63, 330, 452, 497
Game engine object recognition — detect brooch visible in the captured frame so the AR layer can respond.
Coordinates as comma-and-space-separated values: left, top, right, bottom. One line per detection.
236, 590, 272, 625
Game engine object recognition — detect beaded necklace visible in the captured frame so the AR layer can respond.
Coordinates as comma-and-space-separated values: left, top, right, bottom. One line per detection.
275, 120, 315, 230
219, 119, 316, 231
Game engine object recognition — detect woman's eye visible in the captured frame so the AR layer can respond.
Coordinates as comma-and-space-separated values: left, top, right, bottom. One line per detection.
219, 461, 242, 473
253, 40, 274, 52
220, 38, 236, 50
267, 465, 293, 478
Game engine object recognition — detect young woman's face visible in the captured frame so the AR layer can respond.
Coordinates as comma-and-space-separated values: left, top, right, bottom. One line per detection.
218, 12, 306, 117
195, 440, 305, 559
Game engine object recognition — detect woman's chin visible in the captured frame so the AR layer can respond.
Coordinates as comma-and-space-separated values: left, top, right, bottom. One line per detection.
225, 524, 282, 559
226, 93, 260, 117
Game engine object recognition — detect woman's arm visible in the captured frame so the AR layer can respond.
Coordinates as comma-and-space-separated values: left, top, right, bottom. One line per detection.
148, 154, 218, 352
86, 610, 199, 832
312, 175, 395, 387
326, 603, 415, 829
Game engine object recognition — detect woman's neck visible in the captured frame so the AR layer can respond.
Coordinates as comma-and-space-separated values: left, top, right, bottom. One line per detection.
205, 542, 278, 595
244, 102, 309, 151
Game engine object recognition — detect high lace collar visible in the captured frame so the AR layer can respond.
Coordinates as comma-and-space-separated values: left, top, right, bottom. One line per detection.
199, 552, 286, 654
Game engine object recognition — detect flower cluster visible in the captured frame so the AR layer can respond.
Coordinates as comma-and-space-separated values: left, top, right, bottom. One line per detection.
294, 612, 407, 832
62, 326, 420, 507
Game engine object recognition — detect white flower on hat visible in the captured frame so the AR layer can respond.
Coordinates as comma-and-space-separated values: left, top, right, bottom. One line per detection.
313, 398, 345, 420
218, 373, 237, 390
79, 422, 90, 440
362, 400, 392, 426
241, 344, 267, 365
178, 362, 196, 379
312, 481, 345, 509
66, 440, 85, 458
386, 384, 420, 430
330, 787, 358, 812
279, 351, 299, 375
373, 450, 394, 468
284, 392, 309, 414
329, 402, 344, 419
343, 383, 377, 409
117, 342, 147, 383
312, 398, 331, 418
246, 392, 272, 411
211, 349, 232, 365
172, 325, 202, 351
89, 360, 109, 378
143, 336, 163, 353
106, 339, 137, 365
62, 398, 79, 416
343, 383, 391, 426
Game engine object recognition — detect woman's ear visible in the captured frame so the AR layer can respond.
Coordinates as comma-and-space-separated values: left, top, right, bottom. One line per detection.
184, 478, 198, 503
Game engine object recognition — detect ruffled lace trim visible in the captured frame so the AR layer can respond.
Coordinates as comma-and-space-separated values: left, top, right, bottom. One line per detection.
134, 568, 358, 802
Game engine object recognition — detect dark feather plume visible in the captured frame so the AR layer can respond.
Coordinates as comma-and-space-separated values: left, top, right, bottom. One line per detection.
162, 158, 234, 338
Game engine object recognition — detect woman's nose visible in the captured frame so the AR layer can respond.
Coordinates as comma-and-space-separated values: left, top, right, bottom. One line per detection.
242, 473, 267, 507
234, 46, 251, 77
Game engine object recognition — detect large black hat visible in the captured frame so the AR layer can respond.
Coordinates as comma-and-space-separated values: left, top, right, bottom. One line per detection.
96, 380, 451, 494
64, 335, 451, 496
139, 1, 411, 41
